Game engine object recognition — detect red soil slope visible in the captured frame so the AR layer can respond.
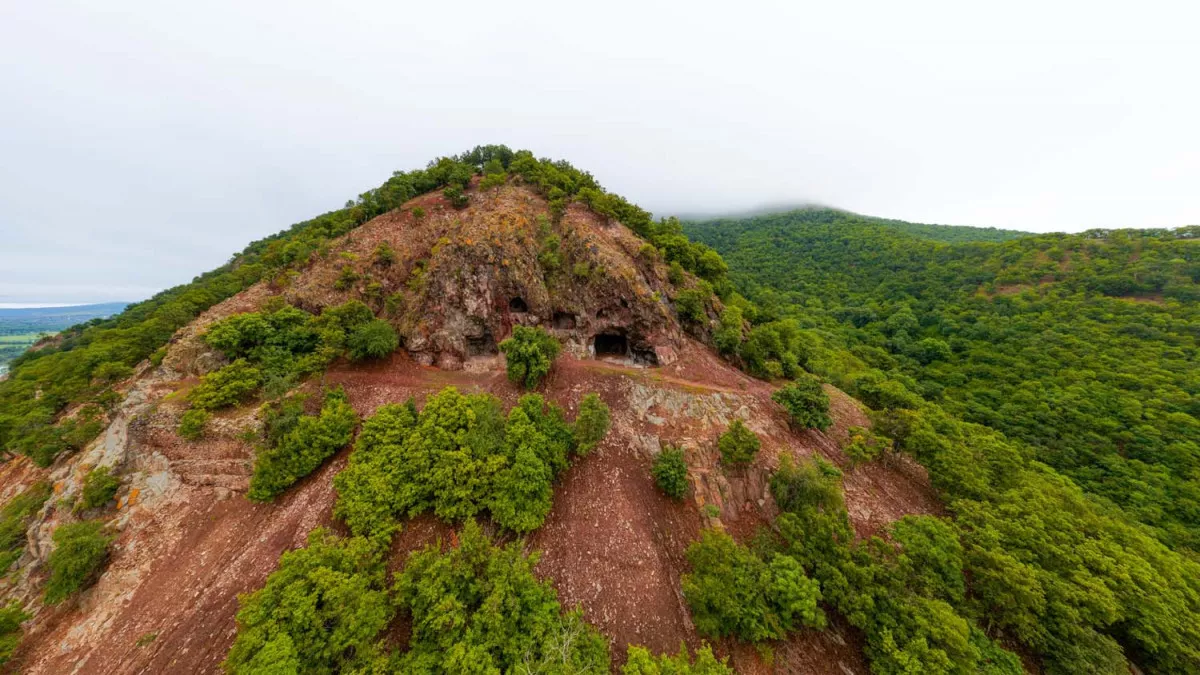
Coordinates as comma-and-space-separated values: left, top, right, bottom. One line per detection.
8, 334, 939, 674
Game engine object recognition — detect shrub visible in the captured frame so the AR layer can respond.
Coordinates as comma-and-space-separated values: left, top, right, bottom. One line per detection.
346, 319, 399, 361
652, 447, 689, 500
770, 455, 844, 515
844, 426, 891, 465
443, 185, 469, 208
223, 529, 390, 673
44, 520, 112, 604
682, 528, 823, 642
178, 408, 209, 441
0, 598, 25, 662
499, 325, 561, 389
188, 360, 263, 411
334, 388, 582, 537
333, 265, 359, 291
772, 375, 832, 431
674, 288, 708, 323
0, 602, 28, 666
372, 243, 395, 266
714, 306, 744, 355
0, 483, 50, 575
718, 420, 760, 466
93, 361, 133, 383
393, 519, 610, 672
248, 389, 358, 502
76, 466, 120, 511
623, 643, 732, 674
573, 393, 610, 455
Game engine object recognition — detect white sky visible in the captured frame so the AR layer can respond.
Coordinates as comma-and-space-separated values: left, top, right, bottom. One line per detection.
2, 0, 1198, 304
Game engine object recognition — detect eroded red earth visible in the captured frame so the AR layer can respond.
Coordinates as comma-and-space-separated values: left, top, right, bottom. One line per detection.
9, 341, 940, 674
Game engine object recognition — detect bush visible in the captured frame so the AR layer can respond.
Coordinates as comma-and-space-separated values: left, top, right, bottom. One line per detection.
718, 420, 760, 466
0, 483, 50, 575
93, 361, 133, 382
443, 185, 469, 208
682, 529, 823, 642
0, 602, 28, 666
178, 408, 209, 440
346, 319, 399, 361
248, 389, 358, 502
573, 393, 610, 455
714, 306, 744, 355
844, 426, 891, 465
623, 643, 732, 674
44, 520, 112, 604
223, 529, 390, 674
334, 388, 582, 537
372, 243, 395, 266
499, 325, 561, 389
652, 447, 689, 500
394, 519, 610, 672
772, 375, 832, 431
76, 466, 120, 511
188, 359, 263, 411
674, 288, 708, 323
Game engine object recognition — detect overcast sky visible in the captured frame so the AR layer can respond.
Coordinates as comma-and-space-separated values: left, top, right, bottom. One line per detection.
2, 1, 1198, 305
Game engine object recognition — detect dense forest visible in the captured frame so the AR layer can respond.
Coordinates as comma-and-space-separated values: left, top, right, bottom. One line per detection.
687, 208, 1200, 551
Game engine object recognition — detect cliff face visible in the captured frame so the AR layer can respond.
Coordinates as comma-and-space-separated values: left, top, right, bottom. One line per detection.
0, 180, 941, 674
282, 182, 697, 371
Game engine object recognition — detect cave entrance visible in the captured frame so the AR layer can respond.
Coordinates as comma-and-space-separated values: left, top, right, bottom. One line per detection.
553, 311, 577, 329
509, 297, 529, 312
594, 333, 629, 358
631, 343, 659, 366
466, 329, 498, 357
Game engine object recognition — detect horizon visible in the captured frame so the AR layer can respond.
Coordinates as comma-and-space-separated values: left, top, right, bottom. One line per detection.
3, 1, 1197, 305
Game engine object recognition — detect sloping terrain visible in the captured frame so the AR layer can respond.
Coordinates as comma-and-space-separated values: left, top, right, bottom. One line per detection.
0, 181, 941, 674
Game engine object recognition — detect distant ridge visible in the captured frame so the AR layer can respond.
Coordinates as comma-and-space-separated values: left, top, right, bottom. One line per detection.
0, 302, 129, 318
684, 205, 1032, 244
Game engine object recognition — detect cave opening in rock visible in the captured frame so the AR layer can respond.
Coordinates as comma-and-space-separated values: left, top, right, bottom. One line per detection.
631, 343, 659, 366
509, 297, 529, 312
593, 333, 629, 357
553, 311, 577, 329
466, 329, 498, 357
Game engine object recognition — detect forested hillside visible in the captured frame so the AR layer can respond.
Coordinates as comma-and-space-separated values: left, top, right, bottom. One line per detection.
1, 154, 1198, 675
687, 209, 1200, 550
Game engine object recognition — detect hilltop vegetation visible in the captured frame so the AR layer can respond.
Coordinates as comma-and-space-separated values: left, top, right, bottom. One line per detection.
688, 208, 1200, 550
686, 208, 1200, 673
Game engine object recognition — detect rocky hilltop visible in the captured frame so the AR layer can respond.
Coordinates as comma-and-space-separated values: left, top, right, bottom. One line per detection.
0, 153, 942, 674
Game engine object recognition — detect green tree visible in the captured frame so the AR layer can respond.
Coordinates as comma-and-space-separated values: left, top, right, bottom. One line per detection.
772, 376, 832, 431
44, 520, 112, 604
0, 602, 28, 666
188, 359, 263, 411
717, 419, 760, 466
393, 520, 610, 673
248, 388, 358, 502
223, 529, 391, 674
623, 643, 732, 675
76, 466, 120, 511
572, 393, 610, 455
346, 319, 399, 361
682, 528, 822, 642
178, 408, 209, 441
652, 447, 689, 500
499, 325, 561, 389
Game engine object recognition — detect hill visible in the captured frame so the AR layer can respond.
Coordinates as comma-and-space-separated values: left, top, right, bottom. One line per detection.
686, 207, 1031, 244
686, 209, 1200, 550
0, 149, 1197, 675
